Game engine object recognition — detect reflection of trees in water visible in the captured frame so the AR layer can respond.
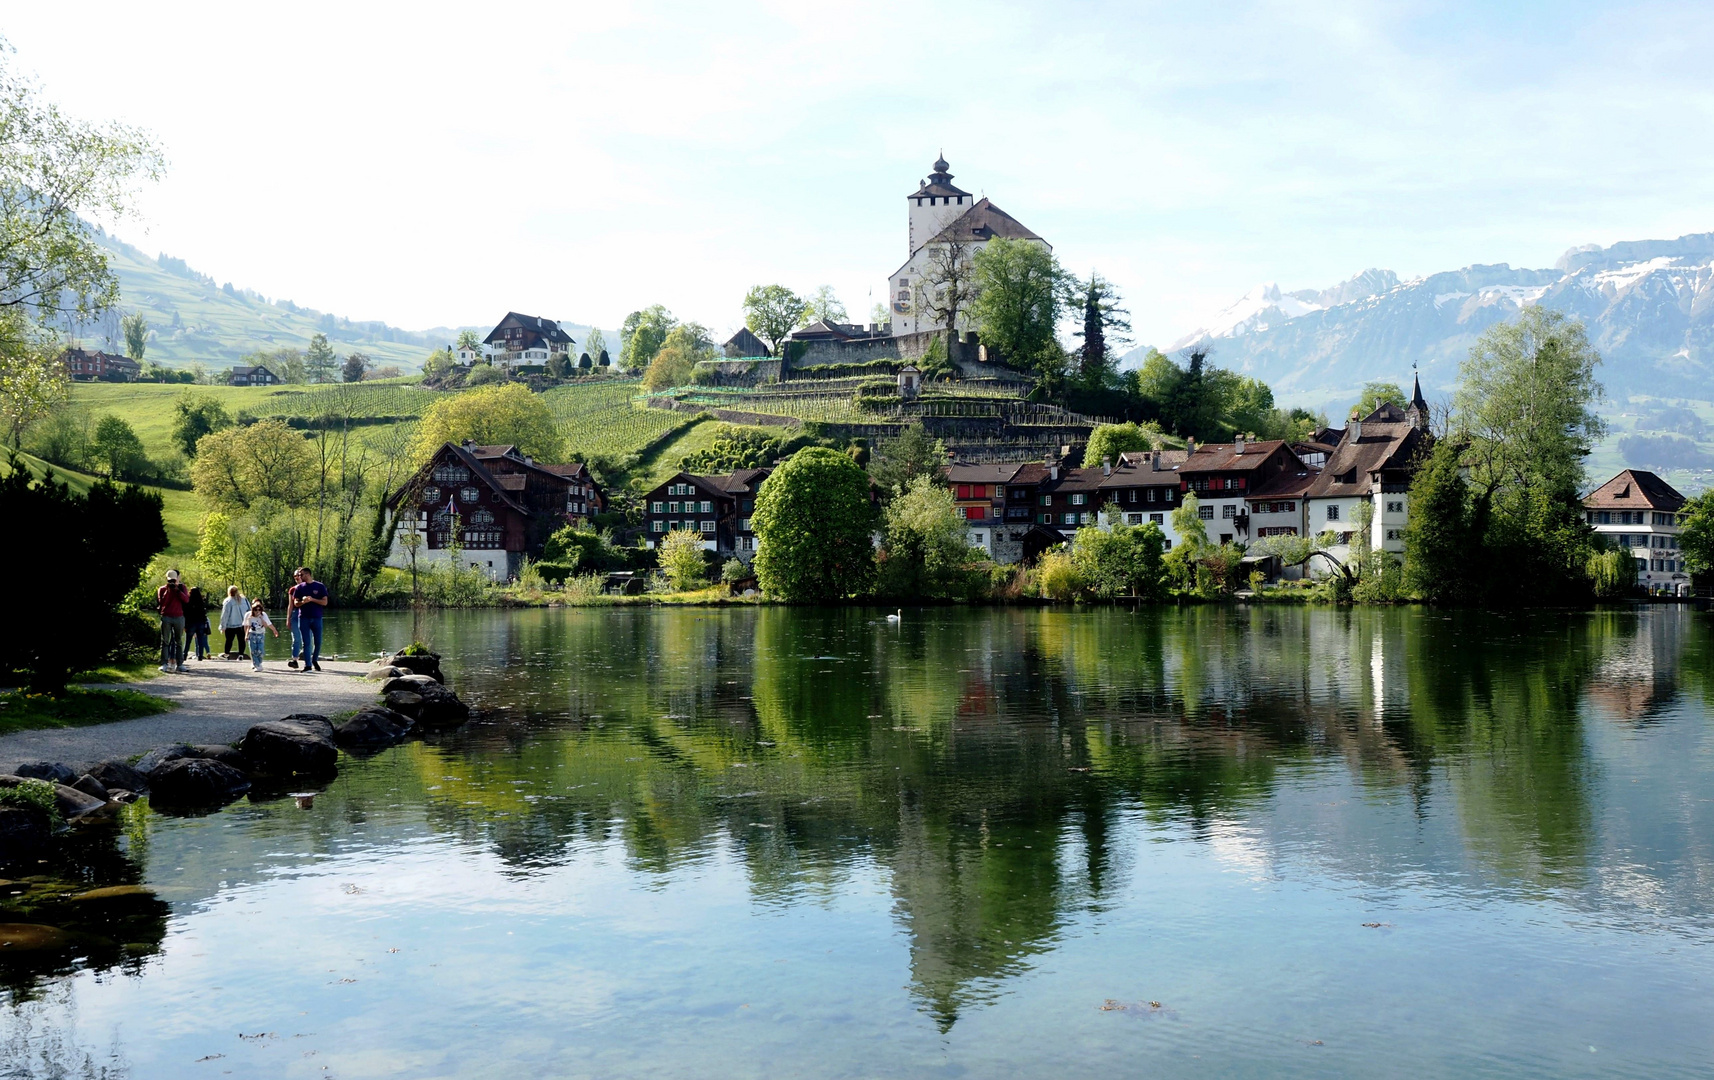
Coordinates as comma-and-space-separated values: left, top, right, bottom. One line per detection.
0, 983, 129, 1080
276, 605, 1707, 1024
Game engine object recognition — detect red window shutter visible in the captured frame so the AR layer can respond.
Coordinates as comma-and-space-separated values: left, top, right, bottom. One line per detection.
957, 485, 970, 499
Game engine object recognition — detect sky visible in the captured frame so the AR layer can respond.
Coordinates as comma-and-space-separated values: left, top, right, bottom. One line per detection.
7, 0, 1714, 350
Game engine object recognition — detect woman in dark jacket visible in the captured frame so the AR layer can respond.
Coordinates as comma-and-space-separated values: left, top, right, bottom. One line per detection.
186, 587, 213, 661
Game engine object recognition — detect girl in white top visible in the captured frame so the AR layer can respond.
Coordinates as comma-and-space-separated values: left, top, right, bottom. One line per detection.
244, 602, 278, 671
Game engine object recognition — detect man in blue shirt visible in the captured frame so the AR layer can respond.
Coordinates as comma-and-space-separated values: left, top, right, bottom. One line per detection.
289, 566, 330, 672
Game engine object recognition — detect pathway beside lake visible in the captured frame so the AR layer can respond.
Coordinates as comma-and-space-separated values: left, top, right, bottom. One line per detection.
0, 659, 379, 771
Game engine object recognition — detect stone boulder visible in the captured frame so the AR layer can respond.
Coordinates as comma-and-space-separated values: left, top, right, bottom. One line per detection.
87, 760, 150, 796
415, 685, 471, 730
387, 651, 445, 683
366, 665, 404, 681
239, 719, 338, 777
383, 690, 422, 715
381, 674, 440, 695
333, 706, 415, 749
71, 774, 109, 802
278, 714, 336, 740
148, 758, 251, 809
53, 783, 109, 821
189, 745, 250, 771
13, 761, 76, 785
136, 745, 195, 775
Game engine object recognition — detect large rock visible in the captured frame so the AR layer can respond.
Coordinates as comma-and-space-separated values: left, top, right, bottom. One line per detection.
0, 806, 51, 859
53, 783, 109, 821
381, 674, 440, 695
239, 719, 337, 777
189, 745, 250, 771
366, 665, 404, 681
13, 761, 75, 785
415, 685, 471, 730
148, 757, 251, 808
383, 690, 423, 715
333, 706, 415, 749
278, 714, 335, 740
71, 774, 109, 802
86, 759, 149, 795
136, 745, 195, 775
387, 652, 444, 683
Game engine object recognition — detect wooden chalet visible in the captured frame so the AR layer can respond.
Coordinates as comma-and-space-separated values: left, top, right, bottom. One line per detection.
230, 365, 279, 386
484, 312, 573, 369
389, 441, 605, 581
642, 469, 772, 559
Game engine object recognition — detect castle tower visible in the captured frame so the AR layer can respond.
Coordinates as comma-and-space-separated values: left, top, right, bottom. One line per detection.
907, 153, 973, 254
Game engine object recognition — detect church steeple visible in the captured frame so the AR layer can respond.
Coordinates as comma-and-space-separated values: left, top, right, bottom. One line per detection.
1407, 369, 1429, 429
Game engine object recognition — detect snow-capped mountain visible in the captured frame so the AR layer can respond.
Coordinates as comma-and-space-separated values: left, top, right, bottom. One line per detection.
1159, 233, 1714, 405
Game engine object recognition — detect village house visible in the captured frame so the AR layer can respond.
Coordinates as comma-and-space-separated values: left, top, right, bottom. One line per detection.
1583, 469, 1690, 595
229, 364, 279, 386
483, 312, 573, 372
1301, 390, 1431, 572
947, 463, 1024, 558
60, 347, 140, 382
722, 327, 771, 358
1095, 449, 1189, 548
1177, 438, 1310, 546
642, 469, 772, 561
388, 441, 605, 582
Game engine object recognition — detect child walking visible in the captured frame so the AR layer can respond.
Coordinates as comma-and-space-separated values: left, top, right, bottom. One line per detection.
244, 601, 278, 672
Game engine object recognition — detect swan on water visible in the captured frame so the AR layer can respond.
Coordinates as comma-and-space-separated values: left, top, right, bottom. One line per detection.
886, 609, 901, 622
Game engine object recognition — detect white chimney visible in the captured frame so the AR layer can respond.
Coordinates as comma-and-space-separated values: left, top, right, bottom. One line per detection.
1049, 462, 1060, 481
1349, 420, 1363, 442
1186, 438, 1196, 455
1234, 436, 1246, 454
1102, 456, 1112, 477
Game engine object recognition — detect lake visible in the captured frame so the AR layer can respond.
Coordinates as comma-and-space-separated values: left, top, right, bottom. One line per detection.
4, 605, 1713, 1078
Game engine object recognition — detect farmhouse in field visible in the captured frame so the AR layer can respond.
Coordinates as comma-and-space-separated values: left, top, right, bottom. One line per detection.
60, 347, 140, 382
387, 441, 605, 581
229, 364, 279, 386
483, 312, 574, 371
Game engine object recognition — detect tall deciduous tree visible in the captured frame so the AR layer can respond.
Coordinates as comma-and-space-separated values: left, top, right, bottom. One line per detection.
802, 285, 847, 326
121, 311, 148, 361
620, 305, 677, 371
876, 474, 974, 599
191, 419, 318, 509
1680, 492, 1714, 578
410, 382, 564, 462
912, 235, 978, 357
1352, 381, 1406, 418
642, 322, 714, 391
742, 285, 806, 355
1403, 438, 1474, 603
1084, 422, 1162, 466
970, 238, 1070, 389
1, 41, 162, 448
90, 413, 145, 478
752, 447, 875, 600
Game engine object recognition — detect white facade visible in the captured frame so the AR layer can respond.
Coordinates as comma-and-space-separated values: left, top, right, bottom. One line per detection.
387, 517, 516, 583
1302, 490, 1406, 575
1588, 510, 1688, 593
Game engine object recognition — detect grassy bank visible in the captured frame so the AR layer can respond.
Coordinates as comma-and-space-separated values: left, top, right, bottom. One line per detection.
0, 687, 174, 737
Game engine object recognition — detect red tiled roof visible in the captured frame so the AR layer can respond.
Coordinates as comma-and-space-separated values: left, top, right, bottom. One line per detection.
1583, 469, 1685, 510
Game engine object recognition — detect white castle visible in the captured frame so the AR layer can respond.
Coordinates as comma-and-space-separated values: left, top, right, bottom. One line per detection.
886, 155, 1051, 337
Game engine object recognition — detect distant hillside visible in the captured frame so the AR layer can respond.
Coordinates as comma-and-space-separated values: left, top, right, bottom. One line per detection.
79, 230, 613, 373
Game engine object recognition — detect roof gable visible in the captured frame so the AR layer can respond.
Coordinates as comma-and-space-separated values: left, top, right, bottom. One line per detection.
927, 198, 1045, 248
1583, 469, 1685, 510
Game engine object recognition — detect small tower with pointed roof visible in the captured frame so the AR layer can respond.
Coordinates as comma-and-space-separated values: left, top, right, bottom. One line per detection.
908, 153, 974, 255
1406, 369, 1429, 430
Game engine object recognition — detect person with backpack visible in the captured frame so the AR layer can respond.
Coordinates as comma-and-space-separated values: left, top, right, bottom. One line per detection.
157, 569, 190, 674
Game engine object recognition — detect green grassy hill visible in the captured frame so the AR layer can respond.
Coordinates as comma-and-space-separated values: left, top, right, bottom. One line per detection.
1, 451, 203, 555
83, 230, 617, 376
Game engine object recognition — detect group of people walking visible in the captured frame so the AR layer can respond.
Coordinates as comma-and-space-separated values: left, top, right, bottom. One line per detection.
156, 568, 330, 673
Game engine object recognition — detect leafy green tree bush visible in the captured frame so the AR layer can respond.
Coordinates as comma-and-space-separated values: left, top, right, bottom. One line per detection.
679, 425, 785, 472
620, 305, 677, 371
721, 557, 750, 584
1033, 548, 1081, 601
1586, 548, 1637, 599
657, 529, 709, 591
465, 364, 503, 386
2, 459, 166, 692
1070, 515, 1167, 599
876, 475, 977, 599
742, 285, 806, 355
1084, 422, 1162, 466
171, 393, 233, 457
971, 237, 1071, 393
91, 414, 145, 479
752, 447, 875, 600
1404, 439, 1475, 603
411, 383, 563, 462
869, 423, 948, 497
642, 323, 714, 391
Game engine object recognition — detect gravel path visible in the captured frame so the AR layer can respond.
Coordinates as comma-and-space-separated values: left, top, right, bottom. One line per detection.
0, 658, 382, 772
